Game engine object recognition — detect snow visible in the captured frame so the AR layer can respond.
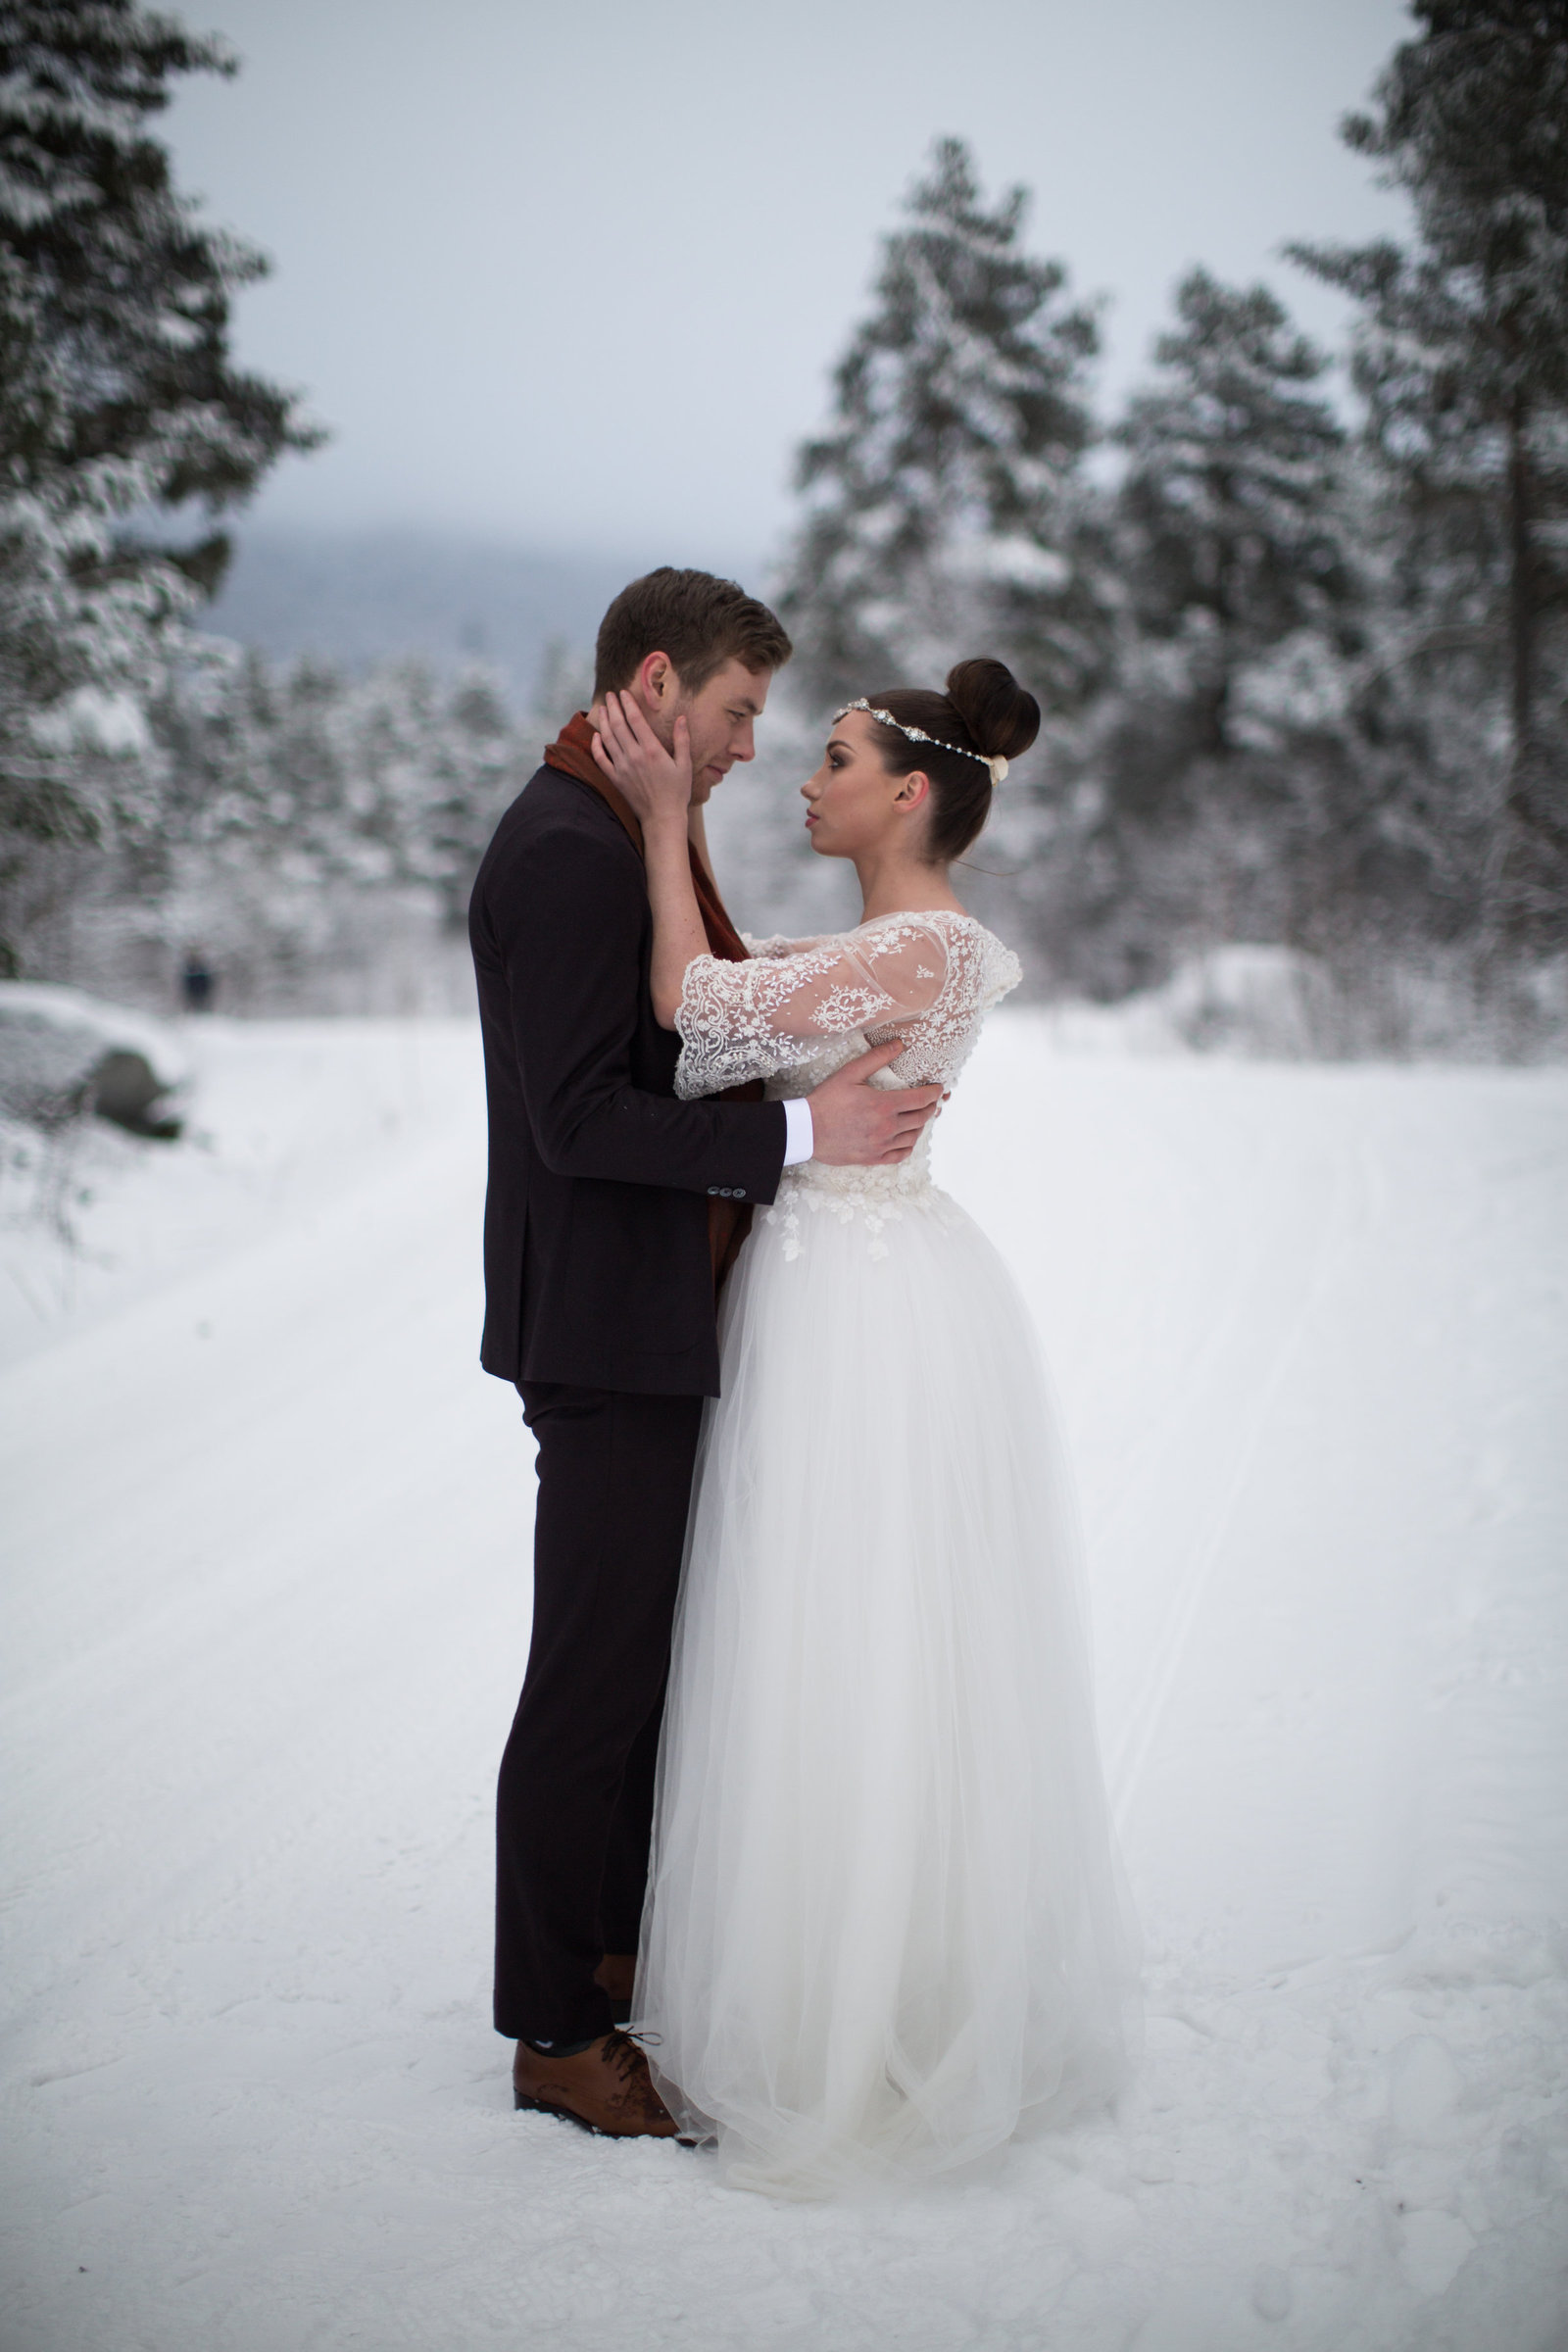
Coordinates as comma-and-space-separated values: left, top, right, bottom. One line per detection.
3, 1011, 1566, 2350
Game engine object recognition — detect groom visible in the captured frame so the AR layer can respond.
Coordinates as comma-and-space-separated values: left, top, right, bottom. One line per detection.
469, 567, 943, 2137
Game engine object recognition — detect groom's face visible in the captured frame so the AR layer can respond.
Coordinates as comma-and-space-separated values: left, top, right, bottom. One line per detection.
649, 656, 771, 805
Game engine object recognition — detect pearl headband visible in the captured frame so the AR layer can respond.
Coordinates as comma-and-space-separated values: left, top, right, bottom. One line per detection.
835, 698, 1008, 784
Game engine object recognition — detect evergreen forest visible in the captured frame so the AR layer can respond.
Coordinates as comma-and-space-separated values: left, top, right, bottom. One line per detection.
1, 0, 1564, 1047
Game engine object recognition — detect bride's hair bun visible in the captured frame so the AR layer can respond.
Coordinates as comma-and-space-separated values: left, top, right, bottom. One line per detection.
944, 659, 1041, 763
855, 655, 1042, 863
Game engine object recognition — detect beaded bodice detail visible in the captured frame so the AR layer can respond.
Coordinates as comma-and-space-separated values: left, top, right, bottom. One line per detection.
675, 910, 1021, 1254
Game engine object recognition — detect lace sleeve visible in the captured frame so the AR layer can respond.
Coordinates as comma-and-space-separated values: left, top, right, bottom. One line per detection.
674, 917, 951, 1098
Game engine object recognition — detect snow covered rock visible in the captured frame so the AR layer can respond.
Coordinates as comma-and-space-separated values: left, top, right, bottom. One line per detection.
0, 984, 191, 1139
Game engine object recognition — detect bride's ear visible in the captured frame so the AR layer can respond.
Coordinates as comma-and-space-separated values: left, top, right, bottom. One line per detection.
893, 768, 931, 814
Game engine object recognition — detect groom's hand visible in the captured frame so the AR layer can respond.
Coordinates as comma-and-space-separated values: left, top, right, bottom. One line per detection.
806, 1041, 944, 1166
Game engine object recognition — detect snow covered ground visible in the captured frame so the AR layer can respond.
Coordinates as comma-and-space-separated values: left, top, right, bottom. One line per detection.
3, 1012, 1566, 2352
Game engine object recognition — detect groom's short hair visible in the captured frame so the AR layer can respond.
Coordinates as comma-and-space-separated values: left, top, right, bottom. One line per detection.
593, 566, 792, 701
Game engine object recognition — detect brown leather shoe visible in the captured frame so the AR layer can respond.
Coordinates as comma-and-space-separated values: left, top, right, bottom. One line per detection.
593, 1952, 635, 2024
513, 2030, 679, 2138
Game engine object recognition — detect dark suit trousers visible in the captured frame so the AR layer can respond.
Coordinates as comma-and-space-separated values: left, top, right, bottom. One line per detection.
494, 1381, 705, 2043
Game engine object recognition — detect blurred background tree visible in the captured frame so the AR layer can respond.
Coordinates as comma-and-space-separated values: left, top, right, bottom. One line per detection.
0, 0, 319, 972
777, 137, 1108, 718
1292, 0, 1568, 959
768, 7, 1566, 1037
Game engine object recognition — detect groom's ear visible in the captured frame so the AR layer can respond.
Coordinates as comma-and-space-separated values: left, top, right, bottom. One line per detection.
636, 651, 677, 711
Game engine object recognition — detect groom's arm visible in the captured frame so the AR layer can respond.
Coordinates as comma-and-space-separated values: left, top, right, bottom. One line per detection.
492, 818, 787, 1201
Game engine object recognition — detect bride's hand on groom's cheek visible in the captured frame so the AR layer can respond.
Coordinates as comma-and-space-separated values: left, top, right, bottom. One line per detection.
592, 691, 693, 822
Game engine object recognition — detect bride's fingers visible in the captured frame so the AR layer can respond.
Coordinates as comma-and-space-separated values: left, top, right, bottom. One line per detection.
591, 712, 622, 772
618, 692, 662, 752
600, 691, 637, 762
598, 693, 690, 791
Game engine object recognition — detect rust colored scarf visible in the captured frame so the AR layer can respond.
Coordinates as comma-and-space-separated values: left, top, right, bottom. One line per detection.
543, 710, 761, 1287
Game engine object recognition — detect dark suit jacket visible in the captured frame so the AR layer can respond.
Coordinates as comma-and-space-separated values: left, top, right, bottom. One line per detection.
468, 764, 787, 1396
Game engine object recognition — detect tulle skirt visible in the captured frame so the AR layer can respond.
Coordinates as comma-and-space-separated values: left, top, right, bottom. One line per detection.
635, 1164, 1141, 2198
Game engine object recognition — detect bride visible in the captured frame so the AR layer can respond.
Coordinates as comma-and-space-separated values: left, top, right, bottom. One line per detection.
592, 658, 1140, 2197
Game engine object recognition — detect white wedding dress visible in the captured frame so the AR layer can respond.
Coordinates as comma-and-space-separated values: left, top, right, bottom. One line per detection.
634, 909, 1140, 2197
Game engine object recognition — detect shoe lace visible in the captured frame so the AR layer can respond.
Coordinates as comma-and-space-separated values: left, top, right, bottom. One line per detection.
604, 2025, 662, 2082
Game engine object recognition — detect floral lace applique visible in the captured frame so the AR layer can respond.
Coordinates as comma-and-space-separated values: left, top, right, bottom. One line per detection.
761, 1162, 962, 1263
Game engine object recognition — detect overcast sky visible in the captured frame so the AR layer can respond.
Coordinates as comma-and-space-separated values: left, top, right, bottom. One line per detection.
165, 0, 1413, 575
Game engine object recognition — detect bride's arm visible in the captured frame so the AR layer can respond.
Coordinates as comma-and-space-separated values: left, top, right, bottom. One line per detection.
592, 692, 711, 1028
667, 921, 951, 1098
678, 920, 950, 1051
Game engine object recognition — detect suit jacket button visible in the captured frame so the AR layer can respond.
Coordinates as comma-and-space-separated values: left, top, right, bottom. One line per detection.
707, 1186, 718, 1196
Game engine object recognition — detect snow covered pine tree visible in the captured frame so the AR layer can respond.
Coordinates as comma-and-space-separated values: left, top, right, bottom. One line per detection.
777, 136, 1107, 718
0, 0, 319, 973
1292, 0, 1568, 956
1114, 270, 1356, 770
1102, 270, 1362, 951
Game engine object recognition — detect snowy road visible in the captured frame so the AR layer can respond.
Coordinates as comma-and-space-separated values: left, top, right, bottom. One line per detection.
3, 1016, 1566, 2351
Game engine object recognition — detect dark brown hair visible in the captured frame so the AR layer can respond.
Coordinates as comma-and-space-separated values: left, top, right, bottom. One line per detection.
593, 566, 793, 701
858, 658, 1041, 862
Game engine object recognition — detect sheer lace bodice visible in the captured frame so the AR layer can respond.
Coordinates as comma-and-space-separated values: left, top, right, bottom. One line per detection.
674, 909, 1022, 1104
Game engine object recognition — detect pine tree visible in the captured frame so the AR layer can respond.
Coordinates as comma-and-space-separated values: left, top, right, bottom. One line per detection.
776, 137, 1105, 712
1291, 0, 1568, 946
1054, 270, 1361, 970
0, 0, 321, 972
1111, 269, 1356, 772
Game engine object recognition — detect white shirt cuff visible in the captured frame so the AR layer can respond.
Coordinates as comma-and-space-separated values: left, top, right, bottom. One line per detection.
781, 1096, 814, 1166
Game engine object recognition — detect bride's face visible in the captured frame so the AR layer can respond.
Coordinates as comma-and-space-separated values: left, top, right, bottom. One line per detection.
801, 709, 930, 860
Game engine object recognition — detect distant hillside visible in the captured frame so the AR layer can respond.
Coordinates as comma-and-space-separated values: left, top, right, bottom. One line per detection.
198, 529, 690, 704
